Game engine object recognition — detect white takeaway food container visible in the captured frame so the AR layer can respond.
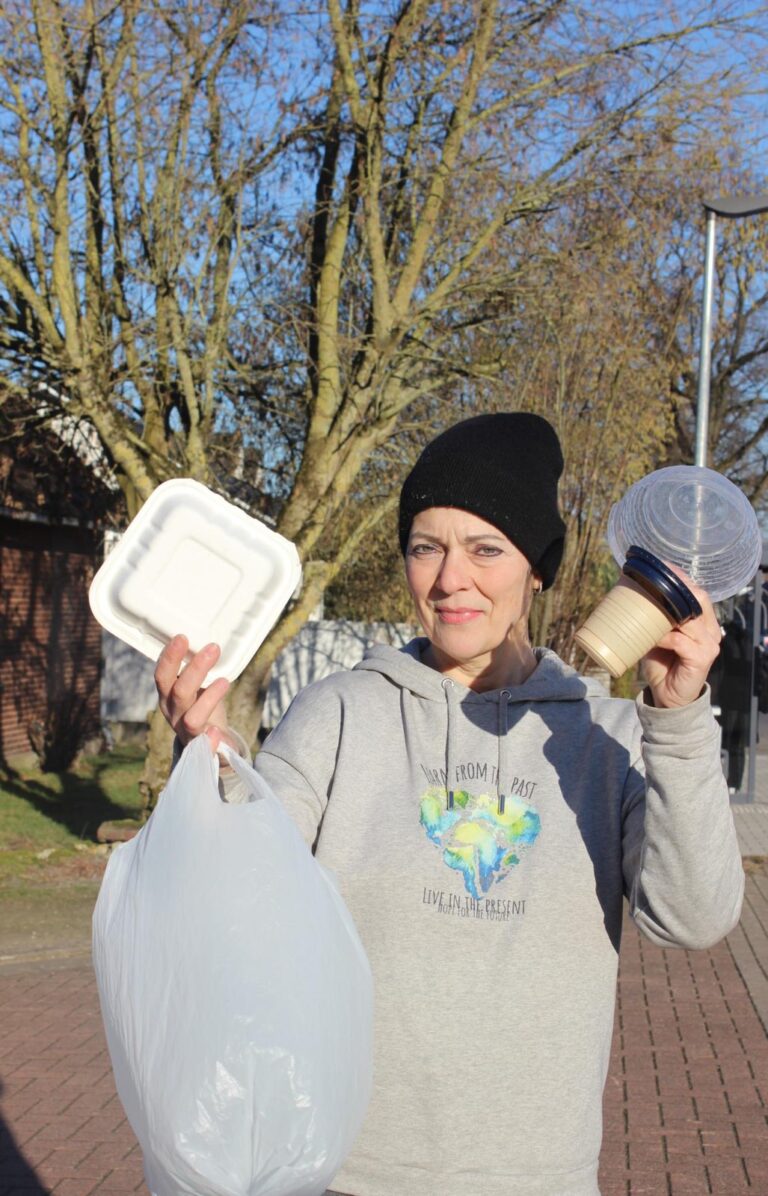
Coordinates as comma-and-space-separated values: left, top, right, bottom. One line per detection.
89, 479, 302, 682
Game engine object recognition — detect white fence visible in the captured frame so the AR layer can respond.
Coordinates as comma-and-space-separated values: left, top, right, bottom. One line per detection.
100, 620, 416, 732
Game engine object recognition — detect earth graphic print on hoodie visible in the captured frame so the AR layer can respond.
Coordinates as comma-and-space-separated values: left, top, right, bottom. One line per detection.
419, 787, 541, 898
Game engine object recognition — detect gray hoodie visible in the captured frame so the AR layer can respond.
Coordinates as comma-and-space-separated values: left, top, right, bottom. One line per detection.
250, 641, 744, 1196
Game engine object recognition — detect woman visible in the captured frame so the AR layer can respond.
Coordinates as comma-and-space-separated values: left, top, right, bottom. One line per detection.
155, 412, 744, 1196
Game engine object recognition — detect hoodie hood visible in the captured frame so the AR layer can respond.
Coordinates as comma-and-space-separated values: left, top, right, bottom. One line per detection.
354, 639, 604, 704
354, 639, 606, 816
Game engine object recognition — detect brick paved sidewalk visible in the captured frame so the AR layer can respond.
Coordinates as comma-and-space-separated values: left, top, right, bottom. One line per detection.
0, 868, 766, 1196
0, 964, 145, 1195
599, 872, 768, 1195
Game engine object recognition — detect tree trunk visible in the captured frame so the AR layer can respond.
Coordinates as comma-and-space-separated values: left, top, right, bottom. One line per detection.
139, 705, 176, 818
227, 656, 274, 752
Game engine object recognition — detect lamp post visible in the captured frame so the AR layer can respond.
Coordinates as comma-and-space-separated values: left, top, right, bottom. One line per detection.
694, 193, 768, 468
694, 193, 768, 803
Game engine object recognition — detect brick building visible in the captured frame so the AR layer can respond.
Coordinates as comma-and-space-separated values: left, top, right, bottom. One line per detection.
0, 405, 119, 768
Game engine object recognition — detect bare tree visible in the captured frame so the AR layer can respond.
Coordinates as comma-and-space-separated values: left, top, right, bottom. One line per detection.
0, 0, 765, 795
0, 0, 294, 511
228, 0, 768, 733
322, 134, 768, 665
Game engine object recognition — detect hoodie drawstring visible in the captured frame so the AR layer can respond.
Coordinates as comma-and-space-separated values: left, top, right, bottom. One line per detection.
497, 690, 511, 814
442, 680, 512, 813
442, 678, 458, 809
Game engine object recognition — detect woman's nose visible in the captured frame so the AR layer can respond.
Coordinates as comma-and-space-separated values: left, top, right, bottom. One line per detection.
436, 547, 471, 592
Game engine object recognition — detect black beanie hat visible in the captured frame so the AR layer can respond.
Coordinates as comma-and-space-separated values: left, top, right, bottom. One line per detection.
398, 412, 566, 590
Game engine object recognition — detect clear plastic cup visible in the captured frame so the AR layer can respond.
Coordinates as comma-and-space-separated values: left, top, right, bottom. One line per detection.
606, 466, 761, 603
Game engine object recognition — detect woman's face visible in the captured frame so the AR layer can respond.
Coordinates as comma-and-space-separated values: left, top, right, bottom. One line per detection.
404, 507, 537, 677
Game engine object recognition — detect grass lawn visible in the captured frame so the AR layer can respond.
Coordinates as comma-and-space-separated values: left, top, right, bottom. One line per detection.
0, 745, 145, 890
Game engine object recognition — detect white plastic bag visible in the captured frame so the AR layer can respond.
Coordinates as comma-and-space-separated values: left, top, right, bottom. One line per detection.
93, 735, 373, 1196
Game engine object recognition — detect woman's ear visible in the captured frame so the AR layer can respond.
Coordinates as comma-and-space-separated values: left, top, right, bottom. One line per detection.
532, 573, 543, 595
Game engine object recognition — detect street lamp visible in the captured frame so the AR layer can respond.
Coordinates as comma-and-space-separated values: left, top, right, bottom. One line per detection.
694, 192, 768, 804
694, 193, 768, 467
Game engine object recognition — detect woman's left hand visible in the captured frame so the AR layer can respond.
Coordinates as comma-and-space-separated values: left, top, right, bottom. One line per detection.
640, 570, 723, 709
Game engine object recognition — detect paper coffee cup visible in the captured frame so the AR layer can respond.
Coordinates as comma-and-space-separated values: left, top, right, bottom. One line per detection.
575, 545, 702, 679
574, 576, 677, 678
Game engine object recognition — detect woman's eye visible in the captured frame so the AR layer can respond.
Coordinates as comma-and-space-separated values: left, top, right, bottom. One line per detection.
409, 543, 439, 556
475, 545, 502, 557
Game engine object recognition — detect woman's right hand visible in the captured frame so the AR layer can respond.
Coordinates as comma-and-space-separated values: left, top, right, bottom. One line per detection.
154, 634, 231, 752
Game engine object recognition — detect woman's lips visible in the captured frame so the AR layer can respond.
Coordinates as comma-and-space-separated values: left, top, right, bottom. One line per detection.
434, 607, 482, 624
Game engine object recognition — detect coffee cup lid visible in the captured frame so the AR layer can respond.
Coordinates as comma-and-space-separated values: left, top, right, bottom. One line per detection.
622, 546, 702, 623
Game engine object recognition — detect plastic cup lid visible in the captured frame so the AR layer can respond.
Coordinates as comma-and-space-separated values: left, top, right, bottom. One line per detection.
606, 465, 761, 603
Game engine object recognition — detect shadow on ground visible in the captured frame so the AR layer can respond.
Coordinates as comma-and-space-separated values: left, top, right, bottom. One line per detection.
0, 747, 144, 842
0, 1080, 49, 1195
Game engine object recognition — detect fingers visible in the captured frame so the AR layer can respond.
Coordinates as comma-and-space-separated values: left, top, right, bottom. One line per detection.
662, 565, 721, 640
177, 676, 229, 739
645, 561, 720, 667
155, 637, 218, 709
169, 642, 222, 708
640, 565, 723, 704
154, 636, 231, 743
687, 592, 721, 645
205, 725, 223, 752
679, 596, 721, 656
653, 612, 721, 669
642, 580, 723, 707
154, 634, 190, 708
